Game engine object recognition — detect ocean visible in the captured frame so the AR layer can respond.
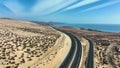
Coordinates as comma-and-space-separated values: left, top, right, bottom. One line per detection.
53, 24, 120, 33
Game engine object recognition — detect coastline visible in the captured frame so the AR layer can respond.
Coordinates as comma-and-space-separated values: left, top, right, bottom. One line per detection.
53, 24, 120, 33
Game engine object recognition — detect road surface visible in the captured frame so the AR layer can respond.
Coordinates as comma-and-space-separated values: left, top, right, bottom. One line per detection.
52, 27, 82, 68
83, 36, 94, 68
52, 26, 93, 68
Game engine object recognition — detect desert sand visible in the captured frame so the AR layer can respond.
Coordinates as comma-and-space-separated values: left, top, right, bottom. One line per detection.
0, 19, 71, 68
79, 38, 89, 68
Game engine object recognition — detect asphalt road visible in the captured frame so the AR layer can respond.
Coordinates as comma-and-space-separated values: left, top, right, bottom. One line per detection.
59, 32, 82, 68
52, 26, 93, 68
52, 27, 82, 68
59, 31, 93, 68
83, 36, 94, 68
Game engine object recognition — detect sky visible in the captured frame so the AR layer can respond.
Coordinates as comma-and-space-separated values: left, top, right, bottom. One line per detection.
0, 0, 120, 24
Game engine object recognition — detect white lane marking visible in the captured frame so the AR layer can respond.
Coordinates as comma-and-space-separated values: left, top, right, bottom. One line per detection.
68, 37, 78, 68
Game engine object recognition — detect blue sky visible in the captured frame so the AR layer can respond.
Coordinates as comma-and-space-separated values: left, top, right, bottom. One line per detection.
0, 0, 120, 24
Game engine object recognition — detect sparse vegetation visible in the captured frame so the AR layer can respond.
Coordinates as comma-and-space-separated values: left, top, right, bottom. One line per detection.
0, 19, 61, 68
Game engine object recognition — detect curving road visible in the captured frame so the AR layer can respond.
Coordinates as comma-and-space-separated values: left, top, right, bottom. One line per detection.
52, 27, 82, 68
52, 26, 93, 68
59, 31, 94, 68
59, 32, 82, 68
82, 35, 94, 68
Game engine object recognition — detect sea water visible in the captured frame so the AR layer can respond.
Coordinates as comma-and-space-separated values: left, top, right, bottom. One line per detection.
53, 24, 120, 33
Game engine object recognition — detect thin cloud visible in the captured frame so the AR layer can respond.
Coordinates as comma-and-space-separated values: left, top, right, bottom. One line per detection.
81, 0, 120, 12
0, 1, 14, 15
3, 0, 27, 15
63, 0, 99, 11
32, 0, 77, 15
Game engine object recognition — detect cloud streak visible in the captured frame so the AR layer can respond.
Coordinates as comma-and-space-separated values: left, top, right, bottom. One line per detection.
0, 0, 120, 24
32, 0, 78, 15
1, 0, 120, 16
0, 1, 14, 16
81, 0, 120, 12
3, 0, 24, 15
63, 0, 99, 11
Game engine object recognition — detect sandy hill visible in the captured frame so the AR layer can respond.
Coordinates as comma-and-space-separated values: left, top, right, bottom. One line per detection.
0, 19, 71, 68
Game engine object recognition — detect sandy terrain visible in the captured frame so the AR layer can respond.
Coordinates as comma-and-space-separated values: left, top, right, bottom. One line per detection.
0, 19, 71, 68
79, 38, 89, 68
